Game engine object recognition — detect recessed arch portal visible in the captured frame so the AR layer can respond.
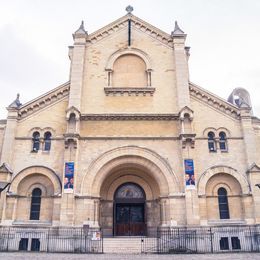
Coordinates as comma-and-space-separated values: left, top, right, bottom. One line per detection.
81, 146, 179, 197
113, 182, 146, 236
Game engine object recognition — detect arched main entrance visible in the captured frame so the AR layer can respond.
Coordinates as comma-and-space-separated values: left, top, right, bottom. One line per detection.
114, 183, 146, 236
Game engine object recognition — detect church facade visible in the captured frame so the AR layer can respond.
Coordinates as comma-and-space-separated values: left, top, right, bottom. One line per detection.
0, 9, 260, 237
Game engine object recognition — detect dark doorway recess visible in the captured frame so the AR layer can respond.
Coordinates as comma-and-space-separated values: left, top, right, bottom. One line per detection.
114, 183, 146, 236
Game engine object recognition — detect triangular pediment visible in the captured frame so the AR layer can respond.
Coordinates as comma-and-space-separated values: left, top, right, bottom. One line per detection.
87, 14, 173, 47
189, 82, 240, 119
247, 163, 260, 173
66, 106, 81, 120
179, 106, 194, 119
17, 82, 70, 120
0, 163, 13, 174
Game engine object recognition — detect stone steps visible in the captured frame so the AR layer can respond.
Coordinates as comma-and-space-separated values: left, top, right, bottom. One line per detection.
103, 237, 143, 254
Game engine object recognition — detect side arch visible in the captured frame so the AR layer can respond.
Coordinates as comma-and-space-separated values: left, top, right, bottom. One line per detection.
80, 146, 180, 196
106, 48, 152, 70
9, 166, 62, 195
197, 165, 251, 196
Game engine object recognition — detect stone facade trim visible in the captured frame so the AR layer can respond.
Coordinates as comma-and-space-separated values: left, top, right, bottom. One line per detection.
106, 48, 152, 70
88, 14, 173, 47
247, 163, 260, 173
104, 87, 155, 96
9, 166, 62, 195
81, 113, 178, 121
197, 165, 251, 196
81, 146, 180, 196
18, 82, 70, 119
189, 82, 240, 119
0, 163, 13, 174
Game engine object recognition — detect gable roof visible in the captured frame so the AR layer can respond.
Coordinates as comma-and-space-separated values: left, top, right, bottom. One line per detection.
18, 82, 70, 120
189, 82, 240, 119
87, 14, 173, 47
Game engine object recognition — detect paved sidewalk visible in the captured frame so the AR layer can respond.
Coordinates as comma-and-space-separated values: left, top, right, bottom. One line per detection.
1, 252, 260, 260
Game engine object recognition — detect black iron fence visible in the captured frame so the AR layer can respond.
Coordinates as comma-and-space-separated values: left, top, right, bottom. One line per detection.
1, 225, 260, 254
141, 225, 260, 254
0, 226, 103, 253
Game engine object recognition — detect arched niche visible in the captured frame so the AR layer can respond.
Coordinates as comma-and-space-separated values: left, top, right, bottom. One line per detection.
197, 165, 250, 196
105, 48, 152, 87
9, 166, 62, 195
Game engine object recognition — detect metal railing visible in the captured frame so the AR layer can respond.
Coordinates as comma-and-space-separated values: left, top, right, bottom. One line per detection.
0, 226, 103, 253
141, 225, 260, 254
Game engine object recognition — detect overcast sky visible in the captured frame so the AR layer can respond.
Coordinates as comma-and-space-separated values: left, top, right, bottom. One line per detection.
0, 0, 260, 119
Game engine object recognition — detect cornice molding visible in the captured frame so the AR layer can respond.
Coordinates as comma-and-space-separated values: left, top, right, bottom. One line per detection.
18, 82, 70, 119
81, 113, 179, 121
104, 87, 155, 96
189, 82, 240, 119
79, 136, 180, 140
88, 15, 173, 47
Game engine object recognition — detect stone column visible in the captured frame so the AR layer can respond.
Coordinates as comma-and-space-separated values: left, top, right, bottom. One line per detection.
240, 107, 257, 165
59, 139, 79, 226
68, 22, 88, 111
0, 109, 19, 166
240, 107, 260, 223
181, 138, 200, 226
247, 166, 260, 224
93, 199, 100, 227
172, 22, 190, 110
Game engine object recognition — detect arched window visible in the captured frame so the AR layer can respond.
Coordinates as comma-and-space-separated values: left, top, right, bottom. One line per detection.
32, 132, 40, 152
68, 113, 76, 133
43, 132, 52, 151
218, 187, 230, 219
208, 132, 216, 152
219, 132, 227, 151
183, 113, 192, 133
30, 188, 42, 220
115, 183, 145, 200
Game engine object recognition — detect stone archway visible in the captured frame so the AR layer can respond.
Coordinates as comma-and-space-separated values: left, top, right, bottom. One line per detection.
81, 146, 179, 196
80, 146, 179, 235
197, 165, 250, 196
99, 166, 161, 236
197, 165, 252, 224
7, 166, 61, 224
9, 166, 62, 195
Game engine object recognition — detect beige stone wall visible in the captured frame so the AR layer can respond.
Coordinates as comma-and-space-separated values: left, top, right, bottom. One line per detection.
205, 173, 243, 220
80, 120, 179, 137
75, 139, 184, 195
253, 126, 260, 166
113, 54, 147, 87
0, 122, 6, 159
191, 97, 248, 176
81, 28, 177, 114
15, 99, 68, 137
12, 99, 68, 176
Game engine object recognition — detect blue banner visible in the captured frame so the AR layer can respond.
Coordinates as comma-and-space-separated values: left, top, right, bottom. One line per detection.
64, 162, 74, 190
184, 159, 195, 186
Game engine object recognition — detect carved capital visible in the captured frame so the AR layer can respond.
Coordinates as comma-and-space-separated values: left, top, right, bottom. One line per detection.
64, 134, 80, 149
180, 134, 196, 149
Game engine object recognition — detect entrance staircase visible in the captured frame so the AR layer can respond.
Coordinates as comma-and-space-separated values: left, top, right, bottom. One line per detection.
103, 237, 144, 254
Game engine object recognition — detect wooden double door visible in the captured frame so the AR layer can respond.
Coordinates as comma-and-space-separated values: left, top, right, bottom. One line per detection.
115, 203, 145, 236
